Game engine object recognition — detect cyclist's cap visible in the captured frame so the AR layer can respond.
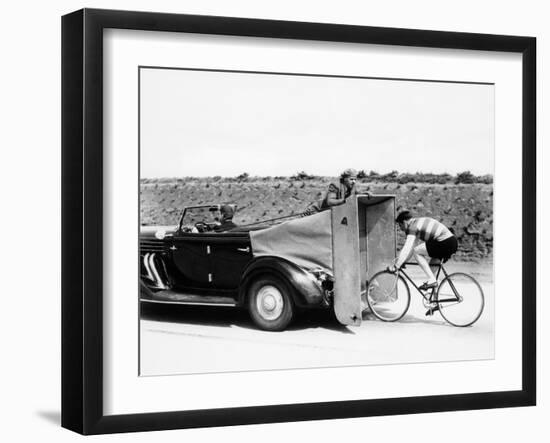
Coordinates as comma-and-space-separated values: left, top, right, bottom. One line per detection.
395, 210, 413, 223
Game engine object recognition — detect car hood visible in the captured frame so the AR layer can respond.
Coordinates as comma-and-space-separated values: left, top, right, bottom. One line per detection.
140, 225, 178, 240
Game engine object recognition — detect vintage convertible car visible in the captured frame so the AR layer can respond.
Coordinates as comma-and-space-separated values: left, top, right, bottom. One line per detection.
140, 195, 396, 331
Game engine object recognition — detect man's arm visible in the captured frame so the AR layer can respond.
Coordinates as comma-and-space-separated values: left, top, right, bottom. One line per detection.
395, 234, 416, 269
325, 191, 345, 207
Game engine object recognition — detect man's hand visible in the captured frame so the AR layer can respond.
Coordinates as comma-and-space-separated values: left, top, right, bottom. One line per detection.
386, 264, 399, 273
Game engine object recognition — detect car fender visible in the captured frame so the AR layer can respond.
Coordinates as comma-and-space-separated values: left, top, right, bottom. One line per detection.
239, 256, 325, 308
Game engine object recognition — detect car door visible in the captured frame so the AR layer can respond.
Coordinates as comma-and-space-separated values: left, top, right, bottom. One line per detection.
208, 233, 252, 289
169, 234, 212, 289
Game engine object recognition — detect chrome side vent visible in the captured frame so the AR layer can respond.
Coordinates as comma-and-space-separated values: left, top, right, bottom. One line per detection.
141, 252, 168, 289
139, 238, 165, 253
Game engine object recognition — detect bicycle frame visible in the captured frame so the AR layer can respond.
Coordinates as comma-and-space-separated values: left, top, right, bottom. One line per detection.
398, 262, 459, 304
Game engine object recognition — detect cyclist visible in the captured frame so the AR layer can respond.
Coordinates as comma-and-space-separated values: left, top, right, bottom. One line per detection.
388, 210, 458, 294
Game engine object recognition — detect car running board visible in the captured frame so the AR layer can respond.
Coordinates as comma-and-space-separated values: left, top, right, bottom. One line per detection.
143, 289, 238, 307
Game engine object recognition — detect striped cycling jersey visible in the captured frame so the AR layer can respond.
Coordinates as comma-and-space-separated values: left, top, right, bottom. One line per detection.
405, 217, 453, 242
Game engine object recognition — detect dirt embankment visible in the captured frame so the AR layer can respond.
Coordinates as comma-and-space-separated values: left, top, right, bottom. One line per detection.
140, 178, 493, 260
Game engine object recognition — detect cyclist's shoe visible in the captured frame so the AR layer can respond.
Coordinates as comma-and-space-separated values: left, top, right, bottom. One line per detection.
425, 305, 440, 316
419, 281, 438, 291
422, 297, 435, 309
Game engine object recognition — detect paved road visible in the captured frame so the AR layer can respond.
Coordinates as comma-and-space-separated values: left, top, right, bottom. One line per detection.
140, 262, 494, 376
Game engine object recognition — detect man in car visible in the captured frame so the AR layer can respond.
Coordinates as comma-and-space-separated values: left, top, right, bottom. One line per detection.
388, 210, 458, 292
214, 205, 238, 232
303, 168, 365, 215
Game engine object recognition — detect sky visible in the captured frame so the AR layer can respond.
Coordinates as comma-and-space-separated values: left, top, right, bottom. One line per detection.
139, 67, 494, 178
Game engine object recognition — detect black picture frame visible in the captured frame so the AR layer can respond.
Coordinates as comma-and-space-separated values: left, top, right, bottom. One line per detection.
62, 8, 536, 435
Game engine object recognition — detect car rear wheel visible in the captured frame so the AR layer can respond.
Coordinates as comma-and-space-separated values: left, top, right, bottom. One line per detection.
247, 276, 294, 331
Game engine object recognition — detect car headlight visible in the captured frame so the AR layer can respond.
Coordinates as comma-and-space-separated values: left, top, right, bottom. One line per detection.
309, 268, 333, 284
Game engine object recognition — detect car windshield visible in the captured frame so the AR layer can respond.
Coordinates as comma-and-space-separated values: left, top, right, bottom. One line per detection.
180, 206, 221, 226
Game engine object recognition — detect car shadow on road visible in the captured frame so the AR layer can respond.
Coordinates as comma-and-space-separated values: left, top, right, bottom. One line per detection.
140, 303, 250, 328
140, 303, 352, 332
288, 310, 355, 333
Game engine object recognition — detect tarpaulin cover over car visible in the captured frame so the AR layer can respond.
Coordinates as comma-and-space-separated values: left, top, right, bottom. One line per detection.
249, 211, 333, 273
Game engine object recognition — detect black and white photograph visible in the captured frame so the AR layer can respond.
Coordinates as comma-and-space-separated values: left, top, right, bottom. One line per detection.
138, 66, 495, 376
0, 0, 547, 439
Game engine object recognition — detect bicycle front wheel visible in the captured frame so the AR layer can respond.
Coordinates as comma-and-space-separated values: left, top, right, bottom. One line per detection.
366, 271, 410, 322
436, 272, 485, 327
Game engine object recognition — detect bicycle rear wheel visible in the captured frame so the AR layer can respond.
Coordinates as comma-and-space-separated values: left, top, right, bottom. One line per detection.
366, 271, 410, 322
436, 272, 484, 327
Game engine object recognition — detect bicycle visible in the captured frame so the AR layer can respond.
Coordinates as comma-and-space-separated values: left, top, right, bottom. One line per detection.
365, 260, 485, 327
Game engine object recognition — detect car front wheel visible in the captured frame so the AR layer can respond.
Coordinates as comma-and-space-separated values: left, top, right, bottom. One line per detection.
247, 276, 294, 331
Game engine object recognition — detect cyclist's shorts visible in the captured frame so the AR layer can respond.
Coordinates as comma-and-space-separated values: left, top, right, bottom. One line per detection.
426, 236, 458, 260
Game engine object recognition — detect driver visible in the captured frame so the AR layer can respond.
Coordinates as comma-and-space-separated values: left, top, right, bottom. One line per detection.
214, 205, 238, 232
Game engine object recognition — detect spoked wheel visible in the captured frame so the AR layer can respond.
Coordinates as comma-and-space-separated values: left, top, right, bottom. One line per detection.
366, 271, 411, 322
247, 276, 295, 331
436, 272, 485, 327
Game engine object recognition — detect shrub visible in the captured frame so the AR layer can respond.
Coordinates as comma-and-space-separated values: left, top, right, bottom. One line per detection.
477, 174, 494, 184
380, 170, 399, 181
397, 173, 415, 184
433, 173, 453, 184
368, 170, 380, 179
290, 171, 315, 180
236, 172, 250, 182
455, 171, 475, 184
